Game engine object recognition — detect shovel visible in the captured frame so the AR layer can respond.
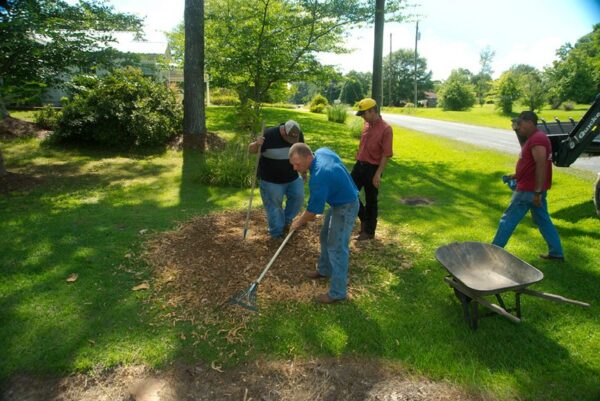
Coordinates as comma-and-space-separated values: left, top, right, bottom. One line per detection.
228, 228, 295, 311
242, 121, 266, 240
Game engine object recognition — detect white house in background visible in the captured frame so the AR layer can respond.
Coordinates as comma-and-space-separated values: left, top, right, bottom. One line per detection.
42, 31, 183, 105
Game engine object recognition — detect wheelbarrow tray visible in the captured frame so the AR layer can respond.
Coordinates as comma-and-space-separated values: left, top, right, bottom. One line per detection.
435, 242, 589, 329
435, 242, 543, 296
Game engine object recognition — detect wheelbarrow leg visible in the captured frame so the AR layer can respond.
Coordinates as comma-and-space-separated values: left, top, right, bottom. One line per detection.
515, 292, 522, 319
455, 289, 472, 325
470, 300, 478, 330
495, 294, 506, 310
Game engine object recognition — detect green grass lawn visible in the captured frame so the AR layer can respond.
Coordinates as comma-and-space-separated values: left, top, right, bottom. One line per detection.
382, 103, 590, 130
1, 107, 599, 400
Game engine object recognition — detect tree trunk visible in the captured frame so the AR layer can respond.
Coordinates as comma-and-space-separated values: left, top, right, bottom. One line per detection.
371, 0, 385, 109
183, 0, 206, 151
0, 94, 9, 119
0, 148, 7, 176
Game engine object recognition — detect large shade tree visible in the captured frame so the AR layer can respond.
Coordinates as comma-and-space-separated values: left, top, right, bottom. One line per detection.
183, 0, 206, 151
545, 24, 600, 106
168, 0, 407, 130
340, 70, 371, 105
382, 48, 432, 106
472, 46, 495, 106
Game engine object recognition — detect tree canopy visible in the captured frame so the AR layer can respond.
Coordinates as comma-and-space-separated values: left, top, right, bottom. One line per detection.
0, 0, 143, 117
168, 0, 408, 119
382, 48, 432, 106
544, 23, 600, 105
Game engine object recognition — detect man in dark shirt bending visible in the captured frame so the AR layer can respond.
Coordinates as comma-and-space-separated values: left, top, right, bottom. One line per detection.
248, 120, 305, 239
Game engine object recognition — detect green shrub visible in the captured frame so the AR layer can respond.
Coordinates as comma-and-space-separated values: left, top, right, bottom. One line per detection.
327, 103, 348, 123
438, 70, 476, 111
309, 94, 329, 113
197, 139, 254, 187
52, 67, 182, 149
348, 118, 364, 139
34, 105, 61, 130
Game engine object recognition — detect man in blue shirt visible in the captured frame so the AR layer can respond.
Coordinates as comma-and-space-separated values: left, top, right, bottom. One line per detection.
289, 143, 359, 304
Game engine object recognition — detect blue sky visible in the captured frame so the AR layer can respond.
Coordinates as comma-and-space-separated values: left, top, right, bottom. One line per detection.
107, 0, 600, 80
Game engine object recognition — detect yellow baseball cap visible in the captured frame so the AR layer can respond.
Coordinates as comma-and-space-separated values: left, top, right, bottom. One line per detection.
356, 98, 377, 116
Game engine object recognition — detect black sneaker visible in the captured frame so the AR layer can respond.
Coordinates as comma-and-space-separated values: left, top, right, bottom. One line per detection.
539, 254, 565, 262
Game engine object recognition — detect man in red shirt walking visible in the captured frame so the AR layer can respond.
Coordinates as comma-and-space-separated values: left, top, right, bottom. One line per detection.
352, 98, 394, 240
492, 111, 564, 261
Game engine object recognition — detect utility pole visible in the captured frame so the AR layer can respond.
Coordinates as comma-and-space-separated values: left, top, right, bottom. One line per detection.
372, 0, 385, 109
389, 32, 392, 107
413, 20, 419, 107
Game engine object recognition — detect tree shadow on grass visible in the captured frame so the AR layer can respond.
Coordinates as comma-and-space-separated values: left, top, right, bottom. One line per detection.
0, 162, 229, 386
551, 199, 598, 223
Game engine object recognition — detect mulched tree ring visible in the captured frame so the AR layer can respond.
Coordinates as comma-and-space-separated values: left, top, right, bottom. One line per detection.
143, 210, 335, 326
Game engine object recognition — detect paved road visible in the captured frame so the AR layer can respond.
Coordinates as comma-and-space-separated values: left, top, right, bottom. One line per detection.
382, 113, 600, 174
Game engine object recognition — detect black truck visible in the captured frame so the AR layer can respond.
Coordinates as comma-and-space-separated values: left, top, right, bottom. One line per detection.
514, 94, 600, 217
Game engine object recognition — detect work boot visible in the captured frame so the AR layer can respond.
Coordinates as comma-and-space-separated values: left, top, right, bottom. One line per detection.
315, 293, 345, 304
306, 270, 328, 279
356, 232, 374, 241
539, 253, 565, 262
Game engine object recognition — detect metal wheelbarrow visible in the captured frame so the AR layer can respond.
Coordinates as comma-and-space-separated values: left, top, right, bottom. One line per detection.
435, 242, 590, 330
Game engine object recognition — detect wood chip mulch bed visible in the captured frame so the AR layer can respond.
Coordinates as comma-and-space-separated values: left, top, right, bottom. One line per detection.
144, 210, 328, 324
142, 209, 400, 330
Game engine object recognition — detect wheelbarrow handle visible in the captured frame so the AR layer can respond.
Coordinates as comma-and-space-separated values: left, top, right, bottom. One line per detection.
520, 288, 590, 307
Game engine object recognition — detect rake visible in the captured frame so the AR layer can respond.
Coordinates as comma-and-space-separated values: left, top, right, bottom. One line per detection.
228, 229, 295, 311
242, 121, 266, 240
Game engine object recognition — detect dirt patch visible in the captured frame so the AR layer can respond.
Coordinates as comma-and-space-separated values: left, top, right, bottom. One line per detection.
143, 210, 408, 329
0, 116, 49, 139
2, 358, 485, 401
145, 210, 340, 327
399, 197, 435, 206
0, 171, 44, 194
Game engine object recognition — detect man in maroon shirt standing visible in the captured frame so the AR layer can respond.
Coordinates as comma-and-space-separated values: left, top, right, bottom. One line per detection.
352, 98, 394, 240
492, 111, 564, 261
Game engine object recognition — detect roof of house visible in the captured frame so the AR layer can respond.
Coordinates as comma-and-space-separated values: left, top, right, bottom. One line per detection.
110, 31, 169, 55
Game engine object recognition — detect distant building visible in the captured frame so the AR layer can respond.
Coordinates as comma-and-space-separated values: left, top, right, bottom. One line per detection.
42, 32, 183, 105
423, 91, 437, 108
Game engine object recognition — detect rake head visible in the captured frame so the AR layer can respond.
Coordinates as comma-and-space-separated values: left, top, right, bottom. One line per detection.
227, 282, 259, 312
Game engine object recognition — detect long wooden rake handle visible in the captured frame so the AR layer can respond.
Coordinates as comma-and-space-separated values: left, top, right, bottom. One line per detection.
243, 121, 266, 239
255, 229, 296, 285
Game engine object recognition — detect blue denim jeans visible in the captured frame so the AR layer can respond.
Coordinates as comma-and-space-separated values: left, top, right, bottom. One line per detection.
259, 176, 304, 238
317, 199, 360, 300
492, 191, 563, 257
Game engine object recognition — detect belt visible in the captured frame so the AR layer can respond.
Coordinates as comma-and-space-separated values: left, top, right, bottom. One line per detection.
357, 160, 378, 167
